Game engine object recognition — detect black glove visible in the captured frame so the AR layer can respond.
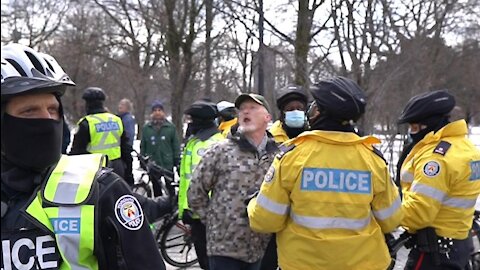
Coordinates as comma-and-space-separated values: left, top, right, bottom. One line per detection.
244, 188, 259, 206
384, 233, 396, 252
182, 209, 196, 224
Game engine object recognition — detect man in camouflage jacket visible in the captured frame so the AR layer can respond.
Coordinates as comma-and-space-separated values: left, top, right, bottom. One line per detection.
188, 93, 278, 269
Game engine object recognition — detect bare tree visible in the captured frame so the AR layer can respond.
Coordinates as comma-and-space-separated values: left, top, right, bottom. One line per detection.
1, 0, 70, 47
92, 0, 165, 135
162, 0, 204, 135
204, 0, 214, 96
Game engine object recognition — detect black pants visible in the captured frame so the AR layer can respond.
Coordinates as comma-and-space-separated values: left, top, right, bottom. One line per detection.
260, 235, 278, 270
405, 237, 473, 270
191, 220, 209, 270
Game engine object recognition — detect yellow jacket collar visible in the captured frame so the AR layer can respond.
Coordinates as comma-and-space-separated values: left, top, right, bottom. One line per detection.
218, 118, 237, 131
294, 130, 380, 147
269, 120, 289, 143
417, 120, 468, 145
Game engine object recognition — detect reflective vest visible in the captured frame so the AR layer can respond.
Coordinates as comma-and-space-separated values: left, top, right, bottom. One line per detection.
25, 154, 106, 270
80, 113, 123, 160
178, 133, 224, 218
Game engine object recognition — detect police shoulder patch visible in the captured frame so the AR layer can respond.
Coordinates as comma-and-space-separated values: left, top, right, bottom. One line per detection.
423, 161, 441, 177
276, 144, 295, 160
114, 195, 144, 230
264, 165, 275, 183
433, 141, 451, 156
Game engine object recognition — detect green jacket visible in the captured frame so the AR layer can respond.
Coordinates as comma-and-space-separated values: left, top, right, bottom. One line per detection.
140, 120, 180, 171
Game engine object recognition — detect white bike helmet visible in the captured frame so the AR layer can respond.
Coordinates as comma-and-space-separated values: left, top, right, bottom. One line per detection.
1, 43, 75, 102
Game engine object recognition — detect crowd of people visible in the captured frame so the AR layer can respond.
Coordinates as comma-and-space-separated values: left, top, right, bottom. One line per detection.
2, 42, 480, 270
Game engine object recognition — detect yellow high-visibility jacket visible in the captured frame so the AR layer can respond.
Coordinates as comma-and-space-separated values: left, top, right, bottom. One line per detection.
248, 130, 402, 270
400, 120, 480, 239
218, 118, 237, 138
269, 120, 289, 144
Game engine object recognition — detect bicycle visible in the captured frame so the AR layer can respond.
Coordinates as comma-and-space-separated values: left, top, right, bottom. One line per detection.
466, 210, 480, 270
133, 151, 198, 268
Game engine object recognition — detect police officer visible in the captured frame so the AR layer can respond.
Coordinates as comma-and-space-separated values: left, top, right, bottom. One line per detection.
70, 87, 134, 186
247, 76, 403, 270
1, 43, 167, 270
179, 100, 224, 270
260, 84, 309, 270
397, 90, 480, 269
269, 84, 309, 143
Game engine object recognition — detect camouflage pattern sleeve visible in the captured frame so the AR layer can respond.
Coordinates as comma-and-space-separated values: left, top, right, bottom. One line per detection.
187, 143, 221, 222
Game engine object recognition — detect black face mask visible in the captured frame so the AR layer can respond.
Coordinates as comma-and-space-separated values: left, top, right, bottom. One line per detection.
1, 113, 63, 173
186, 118, 216, 137
408, 116, 450, 144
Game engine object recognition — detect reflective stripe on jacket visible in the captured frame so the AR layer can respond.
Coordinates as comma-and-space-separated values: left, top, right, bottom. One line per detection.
178, 133, 224, 218
269, 120, 289, 144
80, 113, 123, 160
26, 154, 105, 270
248, 130, 403, 270
400, 120, 480, 239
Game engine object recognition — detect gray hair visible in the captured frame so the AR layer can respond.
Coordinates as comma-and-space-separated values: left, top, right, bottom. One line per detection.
119, 98, 133, 112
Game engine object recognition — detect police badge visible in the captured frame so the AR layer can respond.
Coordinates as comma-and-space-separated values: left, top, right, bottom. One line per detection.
264, 166, 275, 183
114, 195, 144, 230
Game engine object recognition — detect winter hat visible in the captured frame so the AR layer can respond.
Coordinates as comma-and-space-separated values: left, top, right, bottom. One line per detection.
185, 100, 218, 120
151, 100, 164, 111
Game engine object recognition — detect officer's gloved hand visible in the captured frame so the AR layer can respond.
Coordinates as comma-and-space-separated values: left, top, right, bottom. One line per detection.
384, 233, 396, 252
244, 188, 259, 206
182, 209, 196, 225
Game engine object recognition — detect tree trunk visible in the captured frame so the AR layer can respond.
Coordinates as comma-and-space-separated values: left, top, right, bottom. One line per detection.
294, 0, 313, 86
205, 0, 213, 97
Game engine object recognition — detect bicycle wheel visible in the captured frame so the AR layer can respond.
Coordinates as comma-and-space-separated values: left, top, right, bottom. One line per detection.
158, 217, 198, 267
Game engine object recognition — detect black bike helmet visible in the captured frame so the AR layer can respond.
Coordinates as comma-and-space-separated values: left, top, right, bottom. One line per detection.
1, 43, 75, 103
310, 76, 366, 121
398, 90, 455, 124
185, 100, 218, 120
82, 87, 106, 101
276, 84, 308, 110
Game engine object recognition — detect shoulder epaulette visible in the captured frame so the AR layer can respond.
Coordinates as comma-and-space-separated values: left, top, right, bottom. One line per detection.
372, 147, 387, 165
276, 144, 295, 160
433, 140, 451, 156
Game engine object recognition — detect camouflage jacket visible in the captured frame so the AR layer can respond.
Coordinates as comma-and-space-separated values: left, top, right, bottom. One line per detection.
188, 131, 278, 263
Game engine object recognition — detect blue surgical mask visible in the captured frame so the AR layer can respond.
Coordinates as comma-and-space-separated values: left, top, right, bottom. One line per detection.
284, 110, 305, 128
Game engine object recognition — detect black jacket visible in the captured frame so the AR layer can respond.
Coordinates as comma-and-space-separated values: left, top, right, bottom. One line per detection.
1, 161, 168, 270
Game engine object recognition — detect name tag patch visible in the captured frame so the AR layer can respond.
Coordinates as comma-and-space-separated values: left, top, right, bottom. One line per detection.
301, 168, 371, 194
471, 161, 480, 181
50, 218, 80, 234
115, 195, 144, 230
95, 121, 120, 132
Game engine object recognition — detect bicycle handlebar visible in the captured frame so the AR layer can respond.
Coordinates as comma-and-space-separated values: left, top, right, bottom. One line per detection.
133, 150, 175, 180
